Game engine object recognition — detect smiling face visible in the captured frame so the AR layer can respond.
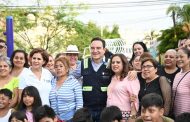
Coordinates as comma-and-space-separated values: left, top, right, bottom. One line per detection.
90, 40, 105, 63
176, 49, 190, 70
0, 94, 11, 109
46, 56, 54, 71
23, 94, 34, 108
134, 44, 144, 56
13, 52, 26, 68
54, 61, 69, 78
132, 55, 141, 70
31, 53, 45, 69
141, 106, 164, 122
142, 60, 157, 80
111, 56, 123, 75
164, 50, 176, 68
0, 61, 11, 77
66, 53, 78, 66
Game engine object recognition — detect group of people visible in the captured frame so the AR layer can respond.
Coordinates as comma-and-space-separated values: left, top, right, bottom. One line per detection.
0, 37, 190, 122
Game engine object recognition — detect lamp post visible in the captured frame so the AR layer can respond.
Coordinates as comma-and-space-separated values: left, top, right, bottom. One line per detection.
5, 16, 14, 58
98, 10, 103, 37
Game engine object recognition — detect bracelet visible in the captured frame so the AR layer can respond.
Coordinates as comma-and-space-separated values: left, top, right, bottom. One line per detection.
129, 114, 137, 119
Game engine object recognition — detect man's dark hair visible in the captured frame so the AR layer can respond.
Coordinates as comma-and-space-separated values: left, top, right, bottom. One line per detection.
141, 93, 164, 109
34, 105, 56, 122
73, 108, 93, 122
100, 106, 122, 122
91, 37, 106, 48
0, 89, 12, 99
175, 113, 190, 122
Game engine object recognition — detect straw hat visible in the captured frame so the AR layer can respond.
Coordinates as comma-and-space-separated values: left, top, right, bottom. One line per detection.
64, 45, 80, 54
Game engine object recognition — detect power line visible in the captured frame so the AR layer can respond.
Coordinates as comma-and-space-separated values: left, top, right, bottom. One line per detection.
84, 0, 189, 5
1, 0, 189, 9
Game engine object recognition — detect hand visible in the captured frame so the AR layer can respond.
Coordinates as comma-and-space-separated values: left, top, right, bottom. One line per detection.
130, 94, 137, 103
24, 119, 28, 122
128, 71, 137, 81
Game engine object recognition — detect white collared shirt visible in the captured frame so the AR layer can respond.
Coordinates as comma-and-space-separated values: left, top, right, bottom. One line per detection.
19, 67, 53, 105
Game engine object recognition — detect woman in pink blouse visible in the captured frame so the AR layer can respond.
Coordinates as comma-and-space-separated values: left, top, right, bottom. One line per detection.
173, 47, 190, 117
107, 54, 140, 121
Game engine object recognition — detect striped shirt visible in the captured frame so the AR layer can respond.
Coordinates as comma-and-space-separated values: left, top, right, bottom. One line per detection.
49, 75, 83, 120
172, 71, 190, 117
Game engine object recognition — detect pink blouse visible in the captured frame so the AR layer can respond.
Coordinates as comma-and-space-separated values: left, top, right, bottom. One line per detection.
173, 71, 190, 116
26, 111, 34, 122
107, 76, 140, 112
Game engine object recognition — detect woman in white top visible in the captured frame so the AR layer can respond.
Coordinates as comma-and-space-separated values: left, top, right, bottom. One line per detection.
19, 48, 53, 105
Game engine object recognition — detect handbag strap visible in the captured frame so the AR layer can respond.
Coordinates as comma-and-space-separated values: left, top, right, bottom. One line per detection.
172, 70, 190, 108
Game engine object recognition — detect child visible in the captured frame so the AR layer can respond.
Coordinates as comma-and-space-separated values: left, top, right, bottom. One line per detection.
100, 106, 122, 122
73, 108, 93, 122
128, 93, 174, 122
33, 105, 58, 122
9, 111, 28, 122
0, 89, 13, 121
17, 86, 42, 122
175, 112, 190, 122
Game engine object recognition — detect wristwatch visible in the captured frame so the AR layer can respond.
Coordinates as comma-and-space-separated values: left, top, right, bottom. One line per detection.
129, 114, 137, 119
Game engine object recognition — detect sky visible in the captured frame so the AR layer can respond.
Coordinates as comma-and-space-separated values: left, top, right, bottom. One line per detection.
3, 0, 190, 42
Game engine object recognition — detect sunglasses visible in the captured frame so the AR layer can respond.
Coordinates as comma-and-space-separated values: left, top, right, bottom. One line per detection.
0, 45, 5, 49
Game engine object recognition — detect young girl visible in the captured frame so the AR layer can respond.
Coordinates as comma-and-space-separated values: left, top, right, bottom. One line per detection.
17, 86, 42, 122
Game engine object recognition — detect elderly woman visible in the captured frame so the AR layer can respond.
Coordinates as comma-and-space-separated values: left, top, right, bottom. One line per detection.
0, 56, 19, 107
65, 45, 81, 80
19, 48, 53, 105
49, 57, 83, 121
138, 58, 171, 115
107, 54, 140, 121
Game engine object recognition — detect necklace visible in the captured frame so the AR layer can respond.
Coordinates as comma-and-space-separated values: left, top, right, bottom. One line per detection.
144, 82, 151, 91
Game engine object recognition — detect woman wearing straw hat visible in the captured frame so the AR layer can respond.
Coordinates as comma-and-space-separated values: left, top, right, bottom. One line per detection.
65, 45, 81, 80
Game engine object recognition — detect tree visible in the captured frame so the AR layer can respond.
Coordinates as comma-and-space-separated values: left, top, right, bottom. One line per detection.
158, 4, 190, 54
102, 24, 120, 39
157, 25, 187, 54
64, 21, 101, 54
166, 4, 181, 39
0, 5, 85, 54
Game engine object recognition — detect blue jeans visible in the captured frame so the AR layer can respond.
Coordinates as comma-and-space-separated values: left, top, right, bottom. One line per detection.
90, 109, 102, 122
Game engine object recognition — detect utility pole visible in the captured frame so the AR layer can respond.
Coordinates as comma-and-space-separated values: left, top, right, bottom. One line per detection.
98, 10, 103, 37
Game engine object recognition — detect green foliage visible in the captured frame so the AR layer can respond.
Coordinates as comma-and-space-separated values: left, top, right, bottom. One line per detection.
158, 4, 190, 54
0, 4, 120, 55
157, 24, 187, 54
102, 24, 120, 39
64, 21, 101, 54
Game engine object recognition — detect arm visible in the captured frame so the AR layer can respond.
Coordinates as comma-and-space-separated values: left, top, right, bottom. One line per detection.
18, 89, 23, 102
128, 102, 137, 122
159, 76, 171, 115
74, 80, 83, 110
128, 78, 140, 111
128, 70, 138, 81
10, 87, 19, 108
